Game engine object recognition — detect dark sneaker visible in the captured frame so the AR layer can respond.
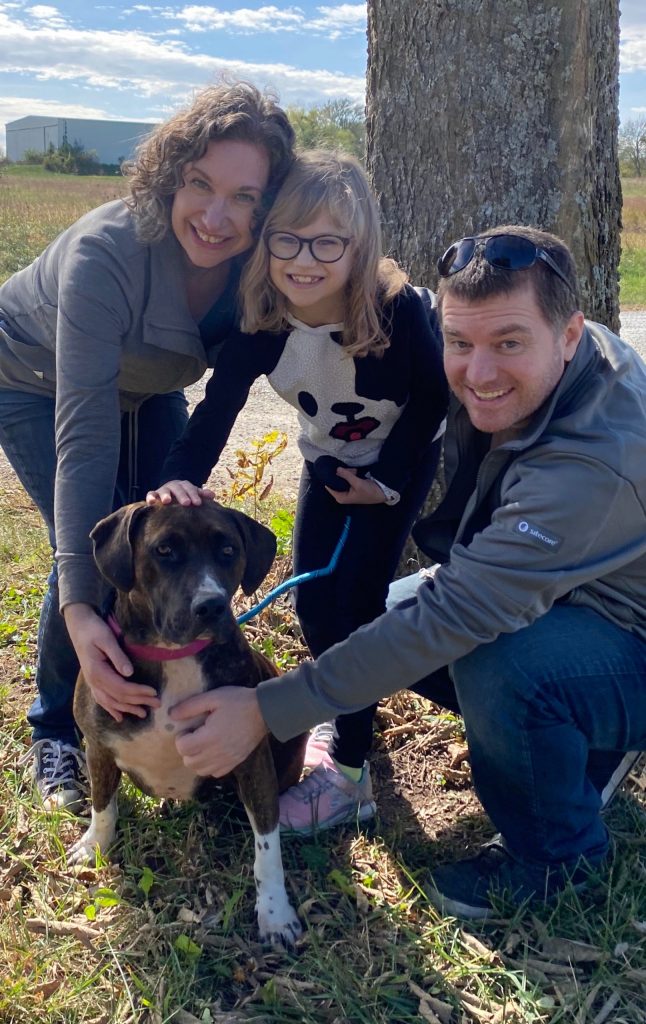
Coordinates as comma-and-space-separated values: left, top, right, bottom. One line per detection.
427, 838, 602, 921
20, 739, 88, 813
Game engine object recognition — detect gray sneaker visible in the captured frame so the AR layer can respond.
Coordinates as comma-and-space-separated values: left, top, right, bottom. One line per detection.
20, 739, 88, 813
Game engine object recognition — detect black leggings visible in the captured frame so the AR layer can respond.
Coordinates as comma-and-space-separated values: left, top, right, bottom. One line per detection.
293, 439, 442, 767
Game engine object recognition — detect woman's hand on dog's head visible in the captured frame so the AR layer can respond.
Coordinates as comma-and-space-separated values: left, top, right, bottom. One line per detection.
146, 480, 215, 507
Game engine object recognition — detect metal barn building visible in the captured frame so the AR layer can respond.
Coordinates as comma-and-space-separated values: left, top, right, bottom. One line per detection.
5, 116, 156, 164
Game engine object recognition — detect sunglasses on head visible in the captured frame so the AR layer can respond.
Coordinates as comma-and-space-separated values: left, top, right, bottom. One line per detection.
437, 234, 575, 293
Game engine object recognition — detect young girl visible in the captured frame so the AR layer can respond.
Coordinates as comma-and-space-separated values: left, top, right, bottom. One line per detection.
151, 150, 448, 833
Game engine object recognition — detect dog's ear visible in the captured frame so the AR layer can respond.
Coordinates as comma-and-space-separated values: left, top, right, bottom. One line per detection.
90, 502, 150, 592
227, 508, 277, 595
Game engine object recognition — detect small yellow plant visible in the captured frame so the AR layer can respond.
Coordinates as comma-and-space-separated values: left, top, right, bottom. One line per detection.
221, 429, 288, 517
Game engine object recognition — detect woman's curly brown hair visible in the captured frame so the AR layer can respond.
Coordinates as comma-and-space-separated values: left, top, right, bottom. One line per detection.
124, 79, 295, 243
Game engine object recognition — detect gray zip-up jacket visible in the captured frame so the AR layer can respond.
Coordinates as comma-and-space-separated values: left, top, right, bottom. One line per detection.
0, 199, 234, 609
256, 322, 646, 740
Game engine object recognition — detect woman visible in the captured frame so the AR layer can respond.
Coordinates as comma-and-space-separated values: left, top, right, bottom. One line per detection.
0, 80, 295, 811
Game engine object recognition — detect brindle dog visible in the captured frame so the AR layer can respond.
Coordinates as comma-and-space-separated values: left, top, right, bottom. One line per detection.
70, 501, 307, 947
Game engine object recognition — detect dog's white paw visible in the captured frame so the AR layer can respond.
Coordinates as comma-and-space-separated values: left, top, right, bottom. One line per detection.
68, 802, 117, 865
68, 830, 103, 865
257, 892, 303, 948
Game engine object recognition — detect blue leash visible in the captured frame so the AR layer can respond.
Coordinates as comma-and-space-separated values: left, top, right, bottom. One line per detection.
236, 515, 351, 625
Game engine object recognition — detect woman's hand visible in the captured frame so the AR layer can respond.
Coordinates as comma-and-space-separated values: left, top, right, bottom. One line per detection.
146, 480, 215, 506
171, 687, 268, 777
326, 467, 386, 505
64, 603, 160, 722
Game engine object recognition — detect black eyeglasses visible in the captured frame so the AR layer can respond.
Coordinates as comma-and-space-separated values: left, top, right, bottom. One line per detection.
437, 234, 575, 293
266, 230, 352, 264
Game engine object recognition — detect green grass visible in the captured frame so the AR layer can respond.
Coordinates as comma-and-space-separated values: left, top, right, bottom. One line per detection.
620, 177, 646, 308
1, 486, 645, 1024
0, 166, 127, 283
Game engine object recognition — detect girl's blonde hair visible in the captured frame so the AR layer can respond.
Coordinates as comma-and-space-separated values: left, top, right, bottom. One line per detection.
125, 79, 294, 243
241, 150, 407, 357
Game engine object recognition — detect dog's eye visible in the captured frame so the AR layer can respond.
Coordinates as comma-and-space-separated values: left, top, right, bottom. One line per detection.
156, 544, 173, 557
220, 544, 235, 558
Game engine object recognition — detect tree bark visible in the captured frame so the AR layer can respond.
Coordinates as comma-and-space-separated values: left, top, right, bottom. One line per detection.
367, 0, 622, 330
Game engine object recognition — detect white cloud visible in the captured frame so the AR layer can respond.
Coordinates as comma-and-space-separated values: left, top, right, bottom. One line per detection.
312, 3, 366, 38
620, 25, 646, 73
176, 5, 305, 34
0, 9, 364, 140
27, 4, 69, 28
0, 94, 155, 126
171, 3, 366, 39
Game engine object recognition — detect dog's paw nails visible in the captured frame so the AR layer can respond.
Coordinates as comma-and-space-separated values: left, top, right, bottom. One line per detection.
68, 837, 99, 866
258, 904, 303, 949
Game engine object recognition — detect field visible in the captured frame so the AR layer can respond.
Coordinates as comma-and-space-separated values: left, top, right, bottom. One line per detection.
620, 178, 646, 308
0, 168, 645, 1023
1, 167, 645, 305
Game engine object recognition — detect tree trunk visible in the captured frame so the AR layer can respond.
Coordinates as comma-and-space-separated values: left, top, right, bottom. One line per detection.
367, 0, 622, 331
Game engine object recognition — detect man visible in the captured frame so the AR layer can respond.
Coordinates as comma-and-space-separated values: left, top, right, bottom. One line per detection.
167, 225, 646, 919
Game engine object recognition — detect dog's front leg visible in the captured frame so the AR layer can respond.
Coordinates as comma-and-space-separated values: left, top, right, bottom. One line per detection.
69, 743, 121, 865
234, 739, 302, 948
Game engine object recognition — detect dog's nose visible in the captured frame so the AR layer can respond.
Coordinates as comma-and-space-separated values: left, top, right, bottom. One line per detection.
191, 593, 228, 622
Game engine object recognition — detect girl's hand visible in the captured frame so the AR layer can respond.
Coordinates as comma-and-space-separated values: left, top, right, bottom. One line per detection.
171, 688, 268, 776
64, 603, 160, 722
146, 480, 215, 506
326, 467, 386, 505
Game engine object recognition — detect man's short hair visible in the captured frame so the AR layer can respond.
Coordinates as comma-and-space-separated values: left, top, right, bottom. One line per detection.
436, 225, 581, 331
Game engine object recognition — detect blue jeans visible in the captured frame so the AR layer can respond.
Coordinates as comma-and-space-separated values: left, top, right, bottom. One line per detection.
0, 388, 188, 744
388, 575, 646, 868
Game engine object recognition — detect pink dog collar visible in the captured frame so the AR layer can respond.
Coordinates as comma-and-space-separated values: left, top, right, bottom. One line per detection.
107, 613, 212, 662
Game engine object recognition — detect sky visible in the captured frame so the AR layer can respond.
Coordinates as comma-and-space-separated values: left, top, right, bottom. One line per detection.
1, 1, 645, 152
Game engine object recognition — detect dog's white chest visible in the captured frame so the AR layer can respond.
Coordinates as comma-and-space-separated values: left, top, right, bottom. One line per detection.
109, 658, 210, 800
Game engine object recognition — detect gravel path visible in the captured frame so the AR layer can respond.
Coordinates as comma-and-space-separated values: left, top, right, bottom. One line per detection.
620, 309, 646, 362
1, 310, 645, 502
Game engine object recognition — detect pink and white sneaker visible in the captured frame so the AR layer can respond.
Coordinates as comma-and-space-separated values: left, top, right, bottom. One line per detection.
304, 721, 336, 771
279, 755, 376, 835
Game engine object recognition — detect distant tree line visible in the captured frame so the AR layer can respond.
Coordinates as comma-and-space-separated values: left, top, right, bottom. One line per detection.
619, 118, 646, 177
287, 98, 365, 159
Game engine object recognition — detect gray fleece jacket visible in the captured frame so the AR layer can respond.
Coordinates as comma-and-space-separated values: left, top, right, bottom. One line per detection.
256, 322, 646, 740
0, 199, 233, 609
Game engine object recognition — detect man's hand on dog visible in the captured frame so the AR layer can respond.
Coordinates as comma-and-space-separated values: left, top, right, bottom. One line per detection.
146, 479, 215, 506
171, 688, 268, 776
65, 603, 161, 722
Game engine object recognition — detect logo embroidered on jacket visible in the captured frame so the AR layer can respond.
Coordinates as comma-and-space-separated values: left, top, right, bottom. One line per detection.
515, 519, 563, 550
